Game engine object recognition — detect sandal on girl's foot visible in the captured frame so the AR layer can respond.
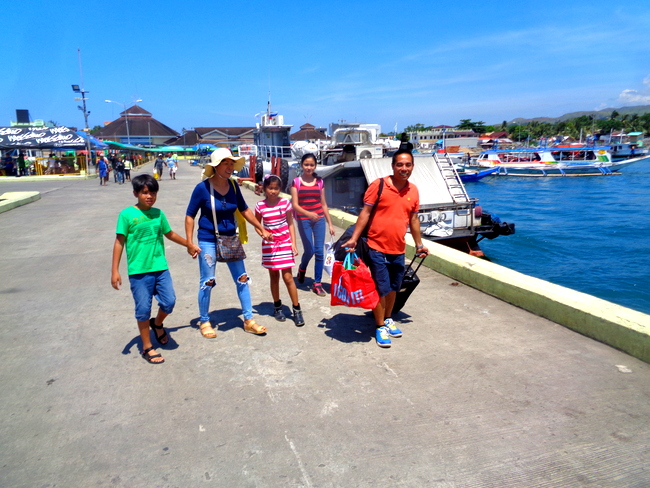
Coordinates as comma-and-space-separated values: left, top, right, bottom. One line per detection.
149, 318, 168, 346
243, 319, 267, 335
142, 347, 165, 364
199, 322, 217, 339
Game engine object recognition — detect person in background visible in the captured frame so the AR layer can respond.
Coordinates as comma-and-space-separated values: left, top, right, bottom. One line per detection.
97, 155, 109, 186
3, 154, 15, 176
17, 152, 27, 177
109, 153, 119, 182
123, 156, 132, 181
46, 153, 57, 175
154, 154, 165, 180
166, 154, 177, 179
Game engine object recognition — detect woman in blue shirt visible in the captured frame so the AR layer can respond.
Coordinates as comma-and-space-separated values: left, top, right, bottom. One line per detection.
185, 148, 272, 338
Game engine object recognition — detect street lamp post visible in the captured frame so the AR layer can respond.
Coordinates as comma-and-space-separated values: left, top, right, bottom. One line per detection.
72, 85, 92, 169
105, 100, 130, 144
105, 99, 143, 145
72, 49, 93, 171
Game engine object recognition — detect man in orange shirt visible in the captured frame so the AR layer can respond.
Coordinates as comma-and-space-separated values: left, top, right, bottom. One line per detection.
342, 149, 429, 347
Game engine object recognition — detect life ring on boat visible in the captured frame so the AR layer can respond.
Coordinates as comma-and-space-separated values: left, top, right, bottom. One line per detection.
598, 150, 606, 155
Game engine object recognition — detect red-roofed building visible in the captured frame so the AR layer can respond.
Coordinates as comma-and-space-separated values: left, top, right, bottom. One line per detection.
165, 127, 255, 147
290, 123, 329, 142
94, 105, 179, 146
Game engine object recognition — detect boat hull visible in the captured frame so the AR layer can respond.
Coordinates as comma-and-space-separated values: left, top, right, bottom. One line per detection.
459, 167, 499, 182
488, 155, 649, 176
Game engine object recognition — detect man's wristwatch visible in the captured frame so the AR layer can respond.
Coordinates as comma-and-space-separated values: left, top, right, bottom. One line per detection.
416, 244, 425, 250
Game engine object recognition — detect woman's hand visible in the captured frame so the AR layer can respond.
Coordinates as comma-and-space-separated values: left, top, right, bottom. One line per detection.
261, 230, 274, 241
187, 243, 201, 258
308, 212, 319, 222
329, 224, 336, 236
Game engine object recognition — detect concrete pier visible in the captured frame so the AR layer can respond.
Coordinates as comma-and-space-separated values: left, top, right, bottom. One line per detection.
1, 167, 649, 487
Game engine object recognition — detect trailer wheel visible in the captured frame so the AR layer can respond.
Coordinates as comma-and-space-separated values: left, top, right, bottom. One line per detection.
280, 159, 289, 189
255, 159, 264, 183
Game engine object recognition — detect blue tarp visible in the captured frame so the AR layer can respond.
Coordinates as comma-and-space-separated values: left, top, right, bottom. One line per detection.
76, 131, 108, 148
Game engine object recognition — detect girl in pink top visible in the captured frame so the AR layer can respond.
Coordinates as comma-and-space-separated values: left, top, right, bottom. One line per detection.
290, 153, 336, 297
255, 175, 304, 326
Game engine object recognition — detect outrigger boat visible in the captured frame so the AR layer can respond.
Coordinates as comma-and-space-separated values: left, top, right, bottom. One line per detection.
474, 145, 650, 176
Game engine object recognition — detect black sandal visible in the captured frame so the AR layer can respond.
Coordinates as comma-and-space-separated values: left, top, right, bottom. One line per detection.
149, 318, 168, 346
142, 347, 164, 364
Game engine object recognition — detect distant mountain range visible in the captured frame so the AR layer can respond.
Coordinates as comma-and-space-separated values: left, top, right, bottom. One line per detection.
508, 105, 650, 125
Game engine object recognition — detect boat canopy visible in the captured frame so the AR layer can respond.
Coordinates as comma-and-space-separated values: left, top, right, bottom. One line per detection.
360, 157, 465, 206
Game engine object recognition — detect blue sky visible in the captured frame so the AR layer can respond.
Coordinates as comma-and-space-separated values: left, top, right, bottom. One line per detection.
2, 0, 649, 135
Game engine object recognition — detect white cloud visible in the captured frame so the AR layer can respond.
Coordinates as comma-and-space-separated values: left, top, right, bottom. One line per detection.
617, 76, 650, 104
618, 89, 650, 104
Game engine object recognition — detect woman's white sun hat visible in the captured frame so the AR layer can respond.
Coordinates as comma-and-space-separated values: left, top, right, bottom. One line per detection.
201, 148, 245, 179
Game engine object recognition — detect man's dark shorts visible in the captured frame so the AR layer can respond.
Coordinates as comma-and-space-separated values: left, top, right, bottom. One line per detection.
367, 248, 405, 297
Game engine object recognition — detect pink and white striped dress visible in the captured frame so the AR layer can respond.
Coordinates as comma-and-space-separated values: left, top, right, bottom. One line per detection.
255, 198, 296, 270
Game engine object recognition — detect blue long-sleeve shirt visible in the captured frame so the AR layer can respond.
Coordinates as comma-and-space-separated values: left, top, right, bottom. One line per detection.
186, 180, 248, 242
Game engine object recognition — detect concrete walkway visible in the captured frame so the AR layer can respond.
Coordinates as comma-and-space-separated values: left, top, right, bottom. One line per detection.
1, 165, 649, 488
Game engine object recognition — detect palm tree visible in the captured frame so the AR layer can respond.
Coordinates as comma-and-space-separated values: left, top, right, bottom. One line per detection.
456, 119, 474, 130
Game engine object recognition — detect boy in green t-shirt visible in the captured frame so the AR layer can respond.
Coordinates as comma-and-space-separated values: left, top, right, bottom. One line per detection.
112, 174, 200, 364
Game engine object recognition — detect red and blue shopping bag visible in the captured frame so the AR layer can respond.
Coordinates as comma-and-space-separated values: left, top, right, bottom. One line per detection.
330, 253, 379, 309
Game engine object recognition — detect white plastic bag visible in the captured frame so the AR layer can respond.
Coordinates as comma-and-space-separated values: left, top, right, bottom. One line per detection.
323, 236, 336, 276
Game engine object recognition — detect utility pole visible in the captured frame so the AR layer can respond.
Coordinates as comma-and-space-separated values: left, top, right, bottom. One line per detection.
72, 48, 93, 171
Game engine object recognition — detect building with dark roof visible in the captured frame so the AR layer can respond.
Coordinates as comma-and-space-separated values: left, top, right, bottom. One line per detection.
94, 105, 179, 146
290, 123, 329, 142
165, 127, 255, 147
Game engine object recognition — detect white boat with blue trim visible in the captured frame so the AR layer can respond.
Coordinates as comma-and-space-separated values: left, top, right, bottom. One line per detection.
475, 145, 650, 176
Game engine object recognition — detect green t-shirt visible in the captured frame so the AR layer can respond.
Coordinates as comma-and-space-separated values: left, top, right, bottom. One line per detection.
116, 206, 172, 276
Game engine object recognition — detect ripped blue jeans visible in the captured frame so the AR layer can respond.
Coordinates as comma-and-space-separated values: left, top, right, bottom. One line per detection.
198, 240, 253, 323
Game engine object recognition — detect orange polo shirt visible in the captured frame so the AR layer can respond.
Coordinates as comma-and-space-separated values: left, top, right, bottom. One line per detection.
364, 176, 420, 255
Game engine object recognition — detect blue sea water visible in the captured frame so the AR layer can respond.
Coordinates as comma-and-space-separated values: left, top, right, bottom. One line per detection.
464, 161, 650, 315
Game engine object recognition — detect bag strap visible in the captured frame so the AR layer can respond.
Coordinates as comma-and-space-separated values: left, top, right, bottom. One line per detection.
343, 252, 358, 270
230, 179, 248, 244
209, 184, 220, 237
362, 177, 385, 237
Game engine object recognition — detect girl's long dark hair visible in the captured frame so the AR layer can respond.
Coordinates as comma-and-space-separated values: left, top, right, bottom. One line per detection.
300, 153, 321, 180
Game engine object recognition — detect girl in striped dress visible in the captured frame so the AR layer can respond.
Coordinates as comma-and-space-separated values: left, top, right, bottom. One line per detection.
255, 175, 305, 326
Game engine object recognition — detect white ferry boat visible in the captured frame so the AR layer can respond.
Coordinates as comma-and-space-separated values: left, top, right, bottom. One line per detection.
475, 145, 649, 176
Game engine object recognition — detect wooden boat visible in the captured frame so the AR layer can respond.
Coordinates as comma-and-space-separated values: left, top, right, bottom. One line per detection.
475, 145, 650, 176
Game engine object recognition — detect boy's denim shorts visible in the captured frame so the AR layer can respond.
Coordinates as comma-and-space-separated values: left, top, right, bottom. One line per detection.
366, 248, 405, 298
129, 269, 176, 322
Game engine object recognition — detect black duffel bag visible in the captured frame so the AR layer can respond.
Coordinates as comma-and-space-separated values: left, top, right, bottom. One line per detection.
332, 178, 385, 265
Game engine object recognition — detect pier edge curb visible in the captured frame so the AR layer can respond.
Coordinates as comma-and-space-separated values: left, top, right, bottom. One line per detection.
327, 206, 650, 364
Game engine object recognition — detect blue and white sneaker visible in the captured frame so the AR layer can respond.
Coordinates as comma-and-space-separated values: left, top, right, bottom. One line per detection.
376, 326, 392, 348
384, 318, 402, 337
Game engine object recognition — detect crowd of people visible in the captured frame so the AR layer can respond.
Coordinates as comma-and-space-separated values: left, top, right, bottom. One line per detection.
111, 146, 429, 364
1, 152, 76, 176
